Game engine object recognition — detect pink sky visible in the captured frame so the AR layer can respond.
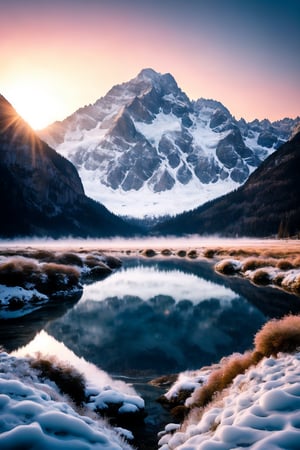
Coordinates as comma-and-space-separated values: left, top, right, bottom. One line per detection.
1, 0, 299, 128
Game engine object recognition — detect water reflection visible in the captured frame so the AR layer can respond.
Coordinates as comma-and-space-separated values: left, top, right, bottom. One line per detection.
0, 290, 82, 352
46, 260, 266, 376
13, 330, 137, 397
80, 265, 238, 304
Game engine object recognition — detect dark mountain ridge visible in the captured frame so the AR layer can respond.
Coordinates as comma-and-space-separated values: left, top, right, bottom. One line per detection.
0, 95, 137, 238
154, 130, 300, 237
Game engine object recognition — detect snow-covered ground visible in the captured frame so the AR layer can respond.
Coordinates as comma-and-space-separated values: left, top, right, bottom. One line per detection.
2, 334, 300, 450
13, 330, 145, 417
0, 284, 49, 319
0, 329, 146, 449
159, 351, 300, 449
0, 251, 119, 318
0, 351, 135, 450
215, 258, 300, 295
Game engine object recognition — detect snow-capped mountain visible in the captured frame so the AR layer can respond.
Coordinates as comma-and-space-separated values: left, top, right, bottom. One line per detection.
155, 130, 300, 237
39, 69, 299, 218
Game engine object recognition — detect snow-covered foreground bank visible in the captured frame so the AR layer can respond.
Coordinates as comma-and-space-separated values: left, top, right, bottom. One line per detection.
0, 351, 135, 450
1, 319, 300, 450
159, 327, 300, 450
0, 330, 146, 448
13, 330, 145, 417
159, 351, 300, 449
0, 249, 121, 318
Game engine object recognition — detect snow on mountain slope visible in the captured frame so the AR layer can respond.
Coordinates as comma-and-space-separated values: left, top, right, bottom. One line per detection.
39, 69, 299, 218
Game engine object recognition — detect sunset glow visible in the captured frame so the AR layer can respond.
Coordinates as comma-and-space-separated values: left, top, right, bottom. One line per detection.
4, 77, 62, 130
1, 0, 299, 129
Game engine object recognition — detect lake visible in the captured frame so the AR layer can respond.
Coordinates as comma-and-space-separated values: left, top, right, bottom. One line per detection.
1, 251, 300, 448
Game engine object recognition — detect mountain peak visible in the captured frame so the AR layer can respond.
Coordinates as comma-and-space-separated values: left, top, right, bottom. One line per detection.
137, 68, 160, 80
136, 68, 178, 91
39, 72, 299, 219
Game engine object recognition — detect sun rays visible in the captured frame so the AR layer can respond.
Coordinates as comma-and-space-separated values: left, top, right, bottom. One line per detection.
1, 74, 62, 130
0, 95, 44, 167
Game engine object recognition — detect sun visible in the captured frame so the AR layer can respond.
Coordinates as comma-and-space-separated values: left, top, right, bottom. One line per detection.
4, 78, 61, 130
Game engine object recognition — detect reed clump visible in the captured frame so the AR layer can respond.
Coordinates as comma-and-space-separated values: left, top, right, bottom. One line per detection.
241, 257, 276, 272
0, 257, 39, 287
215, 259, 241, 275
142, 249, 157, 257
250, 268, 272, 286
31, 357, 86, 406
187, 249, 198, 259
254, 315, 300, 357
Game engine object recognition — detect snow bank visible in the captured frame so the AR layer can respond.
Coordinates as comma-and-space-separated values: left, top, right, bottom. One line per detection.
159, 352, 300, 449
0, 284, 48, 318
0, 250, 121, 318
163, 369, 211, 403
0, 352, 133, 450
215, 257, 300, 295
14, 331, 144, 416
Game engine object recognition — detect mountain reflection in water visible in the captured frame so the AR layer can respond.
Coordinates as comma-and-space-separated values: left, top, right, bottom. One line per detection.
46, 259, 267, 376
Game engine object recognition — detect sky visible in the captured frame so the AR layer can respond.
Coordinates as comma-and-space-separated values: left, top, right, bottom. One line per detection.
1, 0, 299, 129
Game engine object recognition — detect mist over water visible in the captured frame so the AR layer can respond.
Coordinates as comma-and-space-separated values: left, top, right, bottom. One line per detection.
0, 236, 290, 250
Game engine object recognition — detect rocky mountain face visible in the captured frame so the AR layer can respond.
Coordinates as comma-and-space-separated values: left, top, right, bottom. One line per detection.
154, 131, 300, 237
39, 69, 299, 218
0, 95, 136, 238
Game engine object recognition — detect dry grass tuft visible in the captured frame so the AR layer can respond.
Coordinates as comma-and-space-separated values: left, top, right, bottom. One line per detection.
41, 263, 80, 292
227, 248, 258, 258
42, 262, 80, 278
103, 255, 122, 269
187, 249, 198, 259
0, 257, 40, 287
261, 250, 286, 259
273, 272, 285, 286
188, 351, 255, 410
30, 249, 56, 262
291, 274, 300, 294
293, 256, 300, 268
250, 268, 272, 286
203, 248, 217, 258
142, 249, 157, 257
241, 257, 276, 272
54, 252, 84, 267
215, 259, 241, 275
276, 259, 295, 270
254, 315, 300, 357
84, 255, 102, 268
31, 357, 86, 406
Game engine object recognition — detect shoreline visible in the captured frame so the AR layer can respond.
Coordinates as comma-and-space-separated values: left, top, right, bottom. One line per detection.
1, 237, 299, 253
